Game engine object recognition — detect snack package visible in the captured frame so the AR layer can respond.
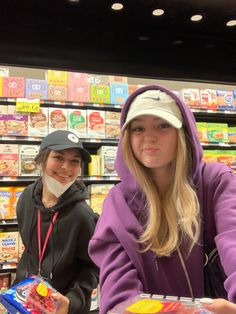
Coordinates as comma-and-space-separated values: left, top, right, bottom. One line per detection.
107, 294, 215, 314
25, 276, 59, 314
0, 276, 59, 314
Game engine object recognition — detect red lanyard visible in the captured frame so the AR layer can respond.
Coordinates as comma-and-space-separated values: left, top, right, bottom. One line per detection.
37, 209, 59, 275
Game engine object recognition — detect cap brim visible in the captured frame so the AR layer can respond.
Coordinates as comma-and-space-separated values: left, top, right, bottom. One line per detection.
48, 144, 91, 163
122, 109, 182, 131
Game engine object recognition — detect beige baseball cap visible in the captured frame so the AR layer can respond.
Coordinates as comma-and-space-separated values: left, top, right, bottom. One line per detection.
122, 89, 183, 131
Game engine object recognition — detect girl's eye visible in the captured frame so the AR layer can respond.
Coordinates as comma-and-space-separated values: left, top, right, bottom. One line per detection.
72, 159, 81, 165
158, 123, 171, 129
54, 156, 63, 161
130, 126, 143, 132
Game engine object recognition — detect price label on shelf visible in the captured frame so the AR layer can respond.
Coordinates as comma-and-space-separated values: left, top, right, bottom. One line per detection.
16, 98, 40, 113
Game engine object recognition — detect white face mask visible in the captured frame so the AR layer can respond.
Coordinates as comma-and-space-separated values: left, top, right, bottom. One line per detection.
43, 173, 76, 198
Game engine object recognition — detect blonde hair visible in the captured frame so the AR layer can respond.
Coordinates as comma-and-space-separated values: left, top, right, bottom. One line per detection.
122, 127, 200, 257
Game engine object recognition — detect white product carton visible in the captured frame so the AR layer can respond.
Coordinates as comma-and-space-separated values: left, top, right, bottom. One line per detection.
87, 110, 105, 138
28, 107, 48, 137
97, 146, 117, 176
48, 107, 68, 133
18, 145, 40, 176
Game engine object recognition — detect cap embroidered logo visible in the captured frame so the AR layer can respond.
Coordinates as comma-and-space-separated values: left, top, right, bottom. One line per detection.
68, 133, 79, 143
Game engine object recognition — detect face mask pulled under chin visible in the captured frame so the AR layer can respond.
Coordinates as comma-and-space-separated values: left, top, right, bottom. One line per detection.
43, 174, 76, 198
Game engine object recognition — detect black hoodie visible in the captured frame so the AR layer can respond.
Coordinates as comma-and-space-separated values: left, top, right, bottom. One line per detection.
15, 178, 99, 314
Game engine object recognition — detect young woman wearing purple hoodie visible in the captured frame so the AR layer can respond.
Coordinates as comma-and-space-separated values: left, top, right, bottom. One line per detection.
89, 84, 236, 314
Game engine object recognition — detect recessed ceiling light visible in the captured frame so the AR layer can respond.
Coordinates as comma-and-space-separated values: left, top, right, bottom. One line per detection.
111, 3, 124, 11
68, 0, 80, 3
226, 20, 236, 27
152, 9, 164, 16
191, 14, 203, 22
205, 44, 214, 48
138, 36, 149, 41
173, 40, 183, 45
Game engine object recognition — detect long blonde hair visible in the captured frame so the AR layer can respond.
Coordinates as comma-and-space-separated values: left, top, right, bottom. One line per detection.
122, 127, 200, 257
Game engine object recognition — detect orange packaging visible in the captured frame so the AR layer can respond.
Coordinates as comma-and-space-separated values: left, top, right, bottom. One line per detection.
0, 232, 19, 263
11, 187, 26, 220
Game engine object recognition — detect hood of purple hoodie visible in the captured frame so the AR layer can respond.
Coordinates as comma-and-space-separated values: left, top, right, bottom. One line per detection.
115, 84, 203, 191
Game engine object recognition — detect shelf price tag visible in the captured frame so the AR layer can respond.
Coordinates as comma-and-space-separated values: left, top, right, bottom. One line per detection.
16, 98, 40, 113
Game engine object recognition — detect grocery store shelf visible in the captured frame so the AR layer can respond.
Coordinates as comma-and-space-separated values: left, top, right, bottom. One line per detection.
0, 220, 18, 226
0, 97, 123, 110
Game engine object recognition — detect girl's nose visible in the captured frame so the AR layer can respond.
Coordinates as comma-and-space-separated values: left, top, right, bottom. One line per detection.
61, 161, 70, 169
144, 129, 157, 141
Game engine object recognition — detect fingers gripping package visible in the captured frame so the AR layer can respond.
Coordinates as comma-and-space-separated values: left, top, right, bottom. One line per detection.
107, 294, 215, 314
0, 276, 59, 314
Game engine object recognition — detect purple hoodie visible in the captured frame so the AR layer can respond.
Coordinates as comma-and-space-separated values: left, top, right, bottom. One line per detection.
89, 84, 236, 314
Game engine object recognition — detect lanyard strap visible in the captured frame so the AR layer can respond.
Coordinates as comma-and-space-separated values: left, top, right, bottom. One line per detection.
37, 209, 59, 275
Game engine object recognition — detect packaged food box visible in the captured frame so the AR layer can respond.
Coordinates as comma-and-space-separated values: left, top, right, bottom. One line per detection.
46, 70, 68, 86
216, 90, 234, 111
67, 83, 90, 102
25, 79, 48, 99
196, 122, 208, 142
108, 293, 214, 313
200, 89, 217, 110
105, 111, 121, 139
88, 184, 114, 214
48, 107, 68, 133
87, 74, 110, 85
7, 105, 28, 137
48, 85, 67, 101
88, 155, 101, 176
207, 123, 228, 143
28, 107, 48, 137
0, 144, 19, 177
2, 77, 25, 98
203, 150, 218, 163
18, 233, 25, 260
18, 145, 40, 176
179, 89, 200, 108
228, 127, 236, 143
0, 232, 19, 264
217, 150, 236, 169
0, 272, 11, 293
68, 109, 87, 138
128, 84, 139, 96
110, 82, 129, 105
90, 84, 110, 104
97, 146, 117, 176
11, 186, 26, 220
0, 105, 8, 136
68, 71, 88, 85
87, 110, 105, 138
0, 187, 13, 220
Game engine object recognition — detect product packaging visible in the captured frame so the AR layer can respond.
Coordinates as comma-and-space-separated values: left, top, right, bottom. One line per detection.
107, 294, 215, 314
0, 276, 59, 314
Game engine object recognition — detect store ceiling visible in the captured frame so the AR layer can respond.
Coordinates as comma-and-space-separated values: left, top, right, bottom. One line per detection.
0, 0, 236, 83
